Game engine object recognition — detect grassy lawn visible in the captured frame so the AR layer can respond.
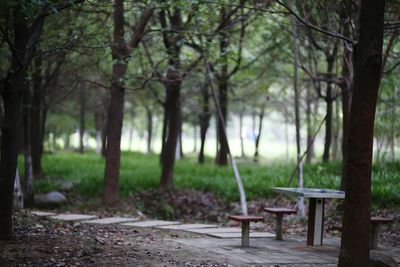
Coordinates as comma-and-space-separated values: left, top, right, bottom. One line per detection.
29, 151, 400, 207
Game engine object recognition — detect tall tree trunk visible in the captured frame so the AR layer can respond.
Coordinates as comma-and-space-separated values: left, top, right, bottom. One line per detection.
128, 126, 133, 151
290, 3, 305, 216
332, 99, 340, 161
100, 94, 108, 158
198, 84, 210, 164
146, 107, 153, 153
23, 82, 34, 207
254, 104, 265, 162
0, 17, 30, 240
102, 0, 128, 206
390, 86, 396, 161
179, 121, 183, 158
305, 85, 314, 163
322, 56, 335, 162
338, 1, 385, 266
160, 105, 168, 164
160, 79, 182, 188
31, 56, 43, 179
192, 125, 197, 153
339, 0, 353, 191
79, 86, 85, 154
216, 27, 229, 166
239, 111, 245, 158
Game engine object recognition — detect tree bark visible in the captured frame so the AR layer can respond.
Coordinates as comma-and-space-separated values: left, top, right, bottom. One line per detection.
23, 82, 34, 208
0, 17, 30, 240
100, 94, 108, 158
332, 99, 340, 161
102, 0, 129, 206
198, 84, 210, 164
102, 2, 153, 205
31, 56, 43, 179
146, 107, 153, 153
239, 111, 245, 158
79, 86, 85, 154
160, 105, 168, 164
290, 2, 305, 216
339, 0, 354, 191
305, 86, 314, 163
322, 56, 335, 162
160, 77, 182, 188
338, 1, 385, 266
216, 21, 229, 166
254, 104, 265, 162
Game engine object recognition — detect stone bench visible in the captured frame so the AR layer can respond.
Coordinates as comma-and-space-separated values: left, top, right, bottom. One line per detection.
228, 215, 264, 247
264, 207, 297, 240
329, 217, 394, 249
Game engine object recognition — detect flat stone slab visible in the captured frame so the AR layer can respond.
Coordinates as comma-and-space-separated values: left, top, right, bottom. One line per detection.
50, 214, 98, 221
31, 211, 57, 216
185, 227, 242, 234
208, 232, 275, 238
82, 217, 139, 225
121, 220, 180, 227
156, 224, 218, 230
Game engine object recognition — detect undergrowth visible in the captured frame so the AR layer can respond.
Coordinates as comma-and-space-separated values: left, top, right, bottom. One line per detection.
25, 151, 400, 207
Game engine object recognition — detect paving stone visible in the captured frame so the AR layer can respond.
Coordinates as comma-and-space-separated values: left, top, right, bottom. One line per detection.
121, 220, 180, 227
185, 227, 242, 234
208, 232, 275, 238
82, 217, 139, 224
50, 214, 98, 221
31, 211, 57, 216
156, 224, 218, 230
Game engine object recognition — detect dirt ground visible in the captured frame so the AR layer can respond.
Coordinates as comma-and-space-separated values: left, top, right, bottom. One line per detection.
1, 190, 399, 266
0, 210, 229, 266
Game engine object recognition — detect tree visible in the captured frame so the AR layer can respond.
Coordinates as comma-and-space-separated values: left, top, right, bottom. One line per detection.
338, 0, 386, 266
0, 0, 83, 241
102, 1, 154, 205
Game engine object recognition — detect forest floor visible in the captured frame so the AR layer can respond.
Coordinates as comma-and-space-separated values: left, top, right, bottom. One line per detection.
1, 189, 399, 266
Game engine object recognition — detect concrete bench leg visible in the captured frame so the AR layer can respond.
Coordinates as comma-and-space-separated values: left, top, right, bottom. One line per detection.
241, 221, 250, 247
370, 224, 380, 249
275, 214, 283, 240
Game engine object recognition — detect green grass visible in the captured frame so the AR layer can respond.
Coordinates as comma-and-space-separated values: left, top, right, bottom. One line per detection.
29, 151, 400, 206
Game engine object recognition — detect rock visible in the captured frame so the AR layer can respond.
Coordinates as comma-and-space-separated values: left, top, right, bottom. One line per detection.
369, 251, 398, 267
59, 181, 74, 191
34, 191, 67, 208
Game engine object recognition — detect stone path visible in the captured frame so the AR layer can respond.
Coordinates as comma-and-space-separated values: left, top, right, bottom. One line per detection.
121, 220, 180, 227
31, 210, 400, 266
83, 217, 139, 224
50, 214, 98, 221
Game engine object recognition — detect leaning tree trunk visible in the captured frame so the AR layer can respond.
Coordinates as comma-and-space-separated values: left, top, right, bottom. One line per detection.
338, 1, 385, 266
160, 78, 182, 188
